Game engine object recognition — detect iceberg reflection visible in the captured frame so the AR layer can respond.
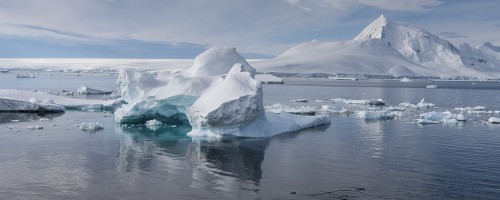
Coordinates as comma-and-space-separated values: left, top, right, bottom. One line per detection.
116, 125, 269, 195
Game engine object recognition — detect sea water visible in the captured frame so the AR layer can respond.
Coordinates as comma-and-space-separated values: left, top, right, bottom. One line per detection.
1, 72, 500, 199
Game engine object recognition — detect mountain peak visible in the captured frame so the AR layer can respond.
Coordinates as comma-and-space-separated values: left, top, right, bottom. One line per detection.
376, 14, 388, 24
354, 14, 391, 40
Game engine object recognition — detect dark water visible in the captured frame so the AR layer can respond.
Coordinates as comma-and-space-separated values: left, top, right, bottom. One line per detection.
1, 74, 500, 199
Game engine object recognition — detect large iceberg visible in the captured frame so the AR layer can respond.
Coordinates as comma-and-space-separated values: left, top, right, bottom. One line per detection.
114, 46, 330, 137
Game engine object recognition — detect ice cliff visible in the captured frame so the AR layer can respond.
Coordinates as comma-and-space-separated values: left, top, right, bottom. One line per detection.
114, 46, 330, 137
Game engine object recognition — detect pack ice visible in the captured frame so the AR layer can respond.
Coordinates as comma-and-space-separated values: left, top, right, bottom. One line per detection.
114, 46, 330, 137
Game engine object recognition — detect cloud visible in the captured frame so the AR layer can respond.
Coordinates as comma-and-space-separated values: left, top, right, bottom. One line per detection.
438, 32, 468, 39
0, 34, 207, 58
0, 0, 496, 57
287, 0, 443, 11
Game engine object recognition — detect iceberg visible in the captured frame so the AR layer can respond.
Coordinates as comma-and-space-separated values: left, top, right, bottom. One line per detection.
114, 46, 330, 137
77, 85, 113, 94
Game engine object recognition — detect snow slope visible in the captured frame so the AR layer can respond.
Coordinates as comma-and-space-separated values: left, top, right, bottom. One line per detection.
254, 15, 500, 78
478, 42, 500, 60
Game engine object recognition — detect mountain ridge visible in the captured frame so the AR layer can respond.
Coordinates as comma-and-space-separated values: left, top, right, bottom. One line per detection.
253, 15, 500, 79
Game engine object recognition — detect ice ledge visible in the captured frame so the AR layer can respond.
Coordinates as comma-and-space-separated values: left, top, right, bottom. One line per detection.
188, 112, 331, 138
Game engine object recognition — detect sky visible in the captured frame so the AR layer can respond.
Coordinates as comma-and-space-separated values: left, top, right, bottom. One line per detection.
0, 0, 498, 58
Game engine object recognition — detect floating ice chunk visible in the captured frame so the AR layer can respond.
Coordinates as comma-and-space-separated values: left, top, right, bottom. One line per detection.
488, 117, 500, 124
368, 99, 386, 106
399, 102, 417, 109
265, 104, 317, 115
357, 110, 395, 120
416, 98, 435, 108
455, 114, 466, 121
145, 119, 162, 126
184, 46, 256, 78
454, 106, 487, 114
16, 74, 35, 78
39, 118, 50, 122
418, 111, 465, 125
145, 119, 163, 130
80, 122, 103, 132
416, 119, 439, 124
420, 111, 449, 122
331, 98, 385, 106
400, 77, 411, 82
25, 125, 43, 130
77, 85, 113, 94
255, 74, 284, 84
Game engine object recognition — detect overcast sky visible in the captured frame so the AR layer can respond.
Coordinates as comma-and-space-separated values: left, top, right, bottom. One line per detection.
0, 0, 498, 58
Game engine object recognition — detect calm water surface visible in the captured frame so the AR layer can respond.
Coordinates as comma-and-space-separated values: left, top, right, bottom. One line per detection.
1, 73, 500, 199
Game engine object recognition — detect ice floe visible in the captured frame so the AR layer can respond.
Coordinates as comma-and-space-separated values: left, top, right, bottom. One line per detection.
77, 84, 113, 94
291, 99, 309, 103
488, 117, 500, 124
399, 98, 435, 109
0, 89, 123, 112
255, 74, 284, 84
357, 110, 396, 120
331, 98, 386, 106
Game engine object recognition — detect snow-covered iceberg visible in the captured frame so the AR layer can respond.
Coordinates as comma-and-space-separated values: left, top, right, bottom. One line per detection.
114, 46, 330, 137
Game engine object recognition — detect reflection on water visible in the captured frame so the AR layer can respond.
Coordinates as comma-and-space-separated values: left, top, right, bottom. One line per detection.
116, 125, 270, 196
358, 120, 386, 157
0, 112, 64, 124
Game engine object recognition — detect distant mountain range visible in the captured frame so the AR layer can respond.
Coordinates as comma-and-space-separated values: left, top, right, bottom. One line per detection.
253, 15, 500, 79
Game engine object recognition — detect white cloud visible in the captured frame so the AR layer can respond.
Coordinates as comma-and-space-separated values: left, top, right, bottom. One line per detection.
0, 0, 496, 56
288, 0, 443, 11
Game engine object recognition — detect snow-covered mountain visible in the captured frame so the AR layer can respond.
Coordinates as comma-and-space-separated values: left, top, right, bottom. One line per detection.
253, 15, 500, 78
478, 42, 500, 60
